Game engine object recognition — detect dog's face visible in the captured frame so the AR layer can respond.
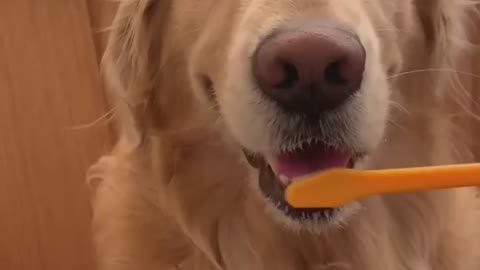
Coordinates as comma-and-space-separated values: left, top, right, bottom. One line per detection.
108, 0, 458, 229
185, 0, 411, 226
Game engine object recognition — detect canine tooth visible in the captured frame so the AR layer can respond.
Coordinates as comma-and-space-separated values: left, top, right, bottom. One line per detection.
279, 175, 290, 185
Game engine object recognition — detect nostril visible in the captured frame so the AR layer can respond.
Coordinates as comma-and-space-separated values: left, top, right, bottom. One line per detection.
325, 61, 348, 85
325, 56, 365, 86
276, 62, 299, 89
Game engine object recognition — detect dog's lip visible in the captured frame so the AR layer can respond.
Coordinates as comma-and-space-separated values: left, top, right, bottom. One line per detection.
243, 149, 264, 169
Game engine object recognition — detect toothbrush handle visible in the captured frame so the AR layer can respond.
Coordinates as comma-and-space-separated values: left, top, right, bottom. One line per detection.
363, 163, 480, 196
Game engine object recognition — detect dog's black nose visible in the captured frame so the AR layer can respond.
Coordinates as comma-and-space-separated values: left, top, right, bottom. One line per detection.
253, 25, 365, 115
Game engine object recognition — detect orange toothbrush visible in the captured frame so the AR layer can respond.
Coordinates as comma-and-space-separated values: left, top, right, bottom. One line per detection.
285, 163, 480, 208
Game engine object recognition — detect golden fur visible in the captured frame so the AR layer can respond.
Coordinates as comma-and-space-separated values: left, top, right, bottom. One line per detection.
88, 0, 480, 269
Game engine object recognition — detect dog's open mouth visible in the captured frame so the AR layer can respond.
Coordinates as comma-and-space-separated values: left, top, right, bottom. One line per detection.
244, 142, 355, 220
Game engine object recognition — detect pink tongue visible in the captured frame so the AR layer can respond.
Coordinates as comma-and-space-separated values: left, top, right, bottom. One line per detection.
273, 144, 351, 181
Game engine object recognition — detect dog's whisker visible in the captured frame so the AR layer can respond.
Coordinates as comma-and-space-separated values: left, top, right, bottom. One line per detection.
389, 101, 410, 115
441, 72, 480, 121
374, 28, 412, 34
388, 68, 480, 80
387, 119, 408, 133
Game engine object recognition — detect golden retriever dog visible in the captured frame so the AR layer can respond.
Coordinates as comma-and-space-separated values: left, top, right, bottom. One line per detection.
88, 0, 480, 269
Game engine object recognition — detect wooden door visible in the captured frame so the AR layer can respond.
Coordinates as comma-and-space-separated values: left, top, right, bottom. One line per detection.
0, 1, 115, 269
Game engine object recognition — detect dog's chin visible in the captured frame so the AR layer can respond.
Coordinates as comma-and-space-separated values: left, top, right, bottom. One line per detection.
243, 141, 363, 229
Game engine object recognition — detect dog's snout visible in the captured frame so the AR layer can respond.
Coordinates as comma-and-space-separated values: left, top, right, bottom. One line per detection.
253, 26, 366, 114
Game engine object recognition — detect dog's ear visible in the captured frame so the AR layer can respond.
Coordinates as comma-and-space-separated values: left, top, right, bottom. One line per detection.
414, 0, 473, 67
102, 0, 189, 142
412, 0, 478, 161
102, 0, 158, 141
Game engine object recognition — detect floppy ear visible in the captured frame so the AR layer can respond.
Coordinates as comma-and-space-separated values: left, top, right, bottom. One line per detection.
411, 0, 478, 162
102, 0, 158, 141
102, 0, 197, 142
414, 0, 473, 68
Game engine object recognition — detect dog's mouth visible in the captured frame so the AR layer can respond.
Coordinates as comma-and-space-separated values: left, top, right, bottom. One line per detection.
244, 141, 356, 221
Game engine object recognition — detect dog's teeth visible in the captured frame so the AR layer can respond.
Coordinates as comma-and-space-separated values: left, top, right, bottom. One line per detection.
279, 175, 290, 185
